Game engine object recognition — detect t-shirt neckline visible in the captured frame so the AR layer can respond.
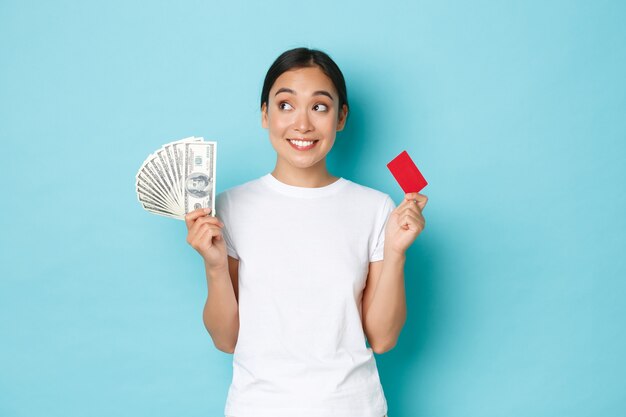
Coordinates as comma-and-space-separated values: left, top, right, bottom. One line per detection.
261, 173, 348, 198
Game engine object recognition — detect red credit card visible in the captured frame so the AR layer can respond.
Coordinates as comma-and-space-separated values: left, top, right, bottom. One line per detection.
386, 150, 428, 193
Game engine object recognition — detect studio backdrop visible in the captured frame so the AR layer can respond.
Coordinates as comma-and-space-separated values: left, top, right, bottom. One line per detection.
1, 1, 625, 416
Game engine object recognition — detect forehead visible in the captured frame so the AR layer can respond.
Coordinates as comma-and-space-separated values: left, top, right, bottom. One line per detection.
270, 67, 338, 97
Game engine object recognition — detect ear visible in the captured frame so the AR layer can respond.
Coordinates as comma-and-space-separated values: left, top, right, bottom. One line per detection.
336, 104, 348, 132
261, 102, 269, 129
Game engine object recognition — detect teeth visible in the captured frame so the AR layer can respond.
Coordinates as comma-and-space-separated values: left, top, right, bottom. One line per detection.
289, 139, 315, 147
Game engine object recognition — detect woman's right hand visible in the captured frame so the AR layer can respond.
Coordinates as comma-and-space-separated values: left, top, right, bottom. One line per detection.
185, 208, 228, 272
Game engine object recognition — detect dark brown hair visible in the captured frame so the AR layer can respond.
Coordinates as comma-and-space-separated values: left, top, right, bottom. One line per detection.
260, 47, 349, 118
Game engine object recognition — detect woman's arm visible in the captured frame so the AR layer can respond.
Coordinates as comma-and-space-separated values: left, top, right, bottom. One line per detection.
202, 256, 240, 353
185, 208, 240, 354
361, 253, 407, 354
362, 192, 427, 354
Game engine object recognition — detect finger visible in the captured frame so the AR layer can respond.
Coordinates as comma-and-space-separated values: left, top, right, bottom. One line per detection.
187, 221, 209, 245
400, 216, 412, 230
191, 225, 211, 249
396, 198, 417, 211
200, 227, 222, 248
397, 198, 412, 209
404, 192, 427, 202
188, 221, 214, 244
194, 225, 223, 250
189, 215, 224, 237
398, 202, 422, 217
398, 213, 424, 231
184, 207, 212, 229
401, 201, 421, 212
404, 193, 428, 210
194, 214, 224, 228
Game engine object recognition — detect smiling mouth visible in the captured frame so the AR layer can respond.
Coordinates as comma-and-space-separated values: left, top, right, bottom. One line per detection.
287, 139, 319, 150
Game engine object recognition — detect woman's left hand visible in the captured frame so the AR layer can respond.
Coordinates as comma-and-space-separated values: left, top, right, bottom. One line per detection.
384, 192, 428, 255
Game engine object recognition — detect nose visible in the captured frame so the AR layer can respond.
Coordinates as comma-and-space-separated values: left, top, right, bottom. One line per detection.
294, 109, 313, 133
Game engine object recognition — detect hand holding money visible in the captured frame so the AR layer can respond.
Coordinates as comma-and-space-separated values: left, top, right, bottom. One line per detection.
185, 208, 228, 271
135, 136, 217, 220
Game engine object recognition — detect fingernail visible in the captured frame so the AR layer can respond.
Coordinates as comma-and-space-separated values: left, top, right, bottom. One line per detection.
204, 207, 211, 213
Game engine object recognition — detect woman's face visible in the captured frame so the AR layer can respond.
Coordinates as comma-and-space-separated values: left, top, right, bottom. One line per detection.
262, 66, 348, 172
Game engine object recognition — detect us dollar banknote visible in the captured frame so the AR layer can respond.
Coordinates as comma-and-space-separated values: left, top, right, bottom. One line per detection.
183, 141, 216, 216
135, 136, 217, 220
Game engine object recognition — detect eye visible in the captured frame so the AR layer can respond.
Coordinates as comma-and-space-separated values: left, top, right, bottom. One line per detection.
313, 103, 328, 112
279, 102, 293, 110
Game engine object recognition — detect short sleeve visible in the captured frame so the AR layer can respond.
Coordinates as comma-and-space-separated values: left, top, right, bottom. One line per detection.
215, 191, 239, 260
369, 194, 396, 262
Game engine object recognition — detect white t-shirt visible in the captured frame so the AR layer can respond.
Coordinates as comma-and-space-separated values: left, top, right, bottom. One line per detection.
215, 173, 396, 417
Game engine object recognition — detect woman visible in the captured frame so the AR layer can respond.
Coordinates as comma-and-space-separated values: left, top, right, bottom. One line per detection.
185, 47, 427, 417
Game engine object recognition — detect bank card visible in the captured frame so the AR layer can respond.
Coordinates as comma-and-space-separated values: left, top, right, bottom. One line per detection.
386, 150, 428, 193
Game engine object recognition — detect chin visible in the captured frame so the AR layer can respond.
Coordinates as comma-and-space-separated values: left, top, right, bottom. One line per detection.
286, 157, 324, 170
289, 161, 318, 170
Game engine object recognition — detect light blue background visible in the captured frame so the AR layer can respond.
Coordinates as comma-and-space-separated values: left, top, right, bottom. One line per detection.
1, 1, 625, 416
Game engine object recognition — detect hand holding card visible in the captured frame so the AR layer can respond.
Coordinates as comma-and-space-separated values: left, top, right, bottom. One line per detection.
386, 150, 428, 193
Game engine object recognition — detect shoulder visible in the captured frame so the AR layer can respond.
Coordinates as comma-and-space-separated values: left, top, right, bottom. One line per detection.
341, 178, 395, 208
215, 176, 265, 216
217, 177, 263, 201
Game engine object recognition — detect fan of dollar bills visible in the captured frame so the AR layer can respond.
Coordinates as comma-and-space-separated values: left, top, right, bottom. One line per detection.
135, 136, 217, 220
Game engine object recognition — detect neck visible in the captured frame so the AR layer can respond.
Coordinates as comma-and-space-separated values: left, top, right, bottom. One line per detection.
271, 158, 339, 188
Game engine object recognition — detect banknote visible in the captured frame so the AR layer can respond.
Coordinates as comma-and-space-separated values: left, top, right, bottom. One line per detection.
183, 141, 216, 215
135, 136, 217, 220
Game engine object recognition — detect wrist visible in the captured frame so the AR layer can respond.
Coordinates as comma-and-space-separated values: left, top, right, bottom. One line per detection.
383, 248, 406, 264
204, 260, 229, 279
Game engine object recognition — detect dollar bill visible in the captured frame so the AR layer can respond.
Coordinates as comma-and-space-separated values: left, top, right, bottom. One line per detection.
183, 141, 217, 216
135, 137, 217, 220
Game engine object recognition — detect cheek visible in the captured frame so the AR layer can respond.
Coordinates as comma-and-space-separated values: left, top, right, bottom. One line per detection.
267, 119, 288, 139
315, 114, 338, 131
269, 113, 293, 131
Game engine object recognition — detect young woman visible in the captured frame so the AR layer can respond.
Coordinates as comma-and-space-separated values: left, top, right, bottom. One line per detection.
185, 47, 427, 417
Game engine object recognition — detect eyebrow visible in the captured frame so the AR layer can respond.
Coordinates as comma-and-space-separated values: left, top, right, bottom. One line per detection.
274, 87, 334, 100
